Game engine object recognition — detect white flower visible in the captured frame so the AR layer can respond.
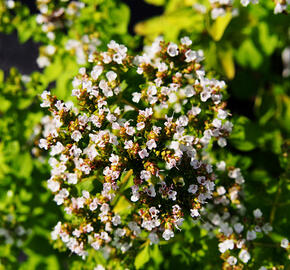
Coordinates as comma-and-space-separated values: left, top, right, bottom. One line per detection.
147, 85, 157, 96
124, 122, 135, 136
47, 179, 60, 192
200, 90, 211, 102
212, 119, 222, 128
239, 249, 251, 263
188, 184, 198, 194
45, 45, 56, 55
184, 85, 196, 97
218, 239, 234, 253
37, 56, 50, 68
39, 138, 48, 150
140, 170, 151, 181
190, 209, 200, 217
106, 71, 117, 82
47, 32, 55, 40
67, 173, 78, 185
91, 241, 101, 250
6, 0, 15, 9
140, 108, 153, 118
262, 223, 272, 234
217, 109, 228, 119
180, 36, 192, 46
131, 192, 140, 202
217, 137, 227, 147
146, 139, 157, 150
112, 215, 121, 226
241, 0, 250, 6
211, 7, 226, 20
146, 185, 156, 197
168, 190, 177, 201
162, 229, 174, 240
91, 65, 103, 80
132, 92, 141, 103
167, 43, 179, 57
185, 49, 196, 62
188, 106, 201, 116
216, 161, 226, 171
246, 230, 256, 241
89, 198, 99, 211
40, 90, 51, 107
54, 189, 69, 205
234, 223, 244, 234
84, 144, 98, 161
149, 232, 159, 244
281, 238, 289, 249
227, 256, 237, 265
79, 67, 86, 75
50, 142, 65, 156
138, 149, 149, 159
217, 186, 226, 195
71, 130, 82, 142
253, 208, 263, 218
193, 3, 206, 14
176, 115, 188, 127
274, 3, 286, 14
137, 122, 145, 130
94, 265, 105, 270
109, 154, 119, 165
124, 140, 133, 149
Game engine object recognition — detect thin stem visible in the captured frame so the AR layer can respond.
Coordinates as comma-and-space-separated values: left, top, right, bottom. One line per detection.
253, 241, 278, 248
270, 177, 283, 225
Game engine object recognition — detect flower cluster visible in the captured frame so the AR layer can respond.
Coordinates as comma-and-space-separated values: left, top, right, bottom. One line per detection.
36, 0, 84, 41
193, 0, 289, 20
241, 0, 289, 14
39, 37, 233, 257
201, 162, 275, 269
208, 0, 239, 20
37, 33, 101, 68
65, 34, 101, 65
35, 0, 96, 68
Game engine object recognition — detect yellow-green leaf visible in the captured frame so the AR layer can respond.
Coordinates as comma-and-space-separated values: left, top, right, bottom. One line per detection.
219, 48, 235, 79
135, 9, 203, 42
113, 196, 132, 214
134, 243, 150, 269
144, 0, 166, 6
208, 12, 232, 41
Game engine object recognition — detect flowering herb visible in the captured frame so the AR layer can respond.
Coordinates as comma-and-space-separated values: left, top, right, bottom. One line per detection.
39, 37, 234, 257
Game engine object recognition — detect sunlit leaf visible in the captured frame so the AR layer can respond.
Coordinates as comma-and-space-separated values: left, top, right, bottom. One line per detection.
208, 12, 232, 41
135, 243, 150, 269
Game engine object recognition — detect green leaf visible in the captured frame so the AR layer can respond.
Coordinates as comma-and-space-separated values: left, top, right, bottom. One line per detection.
0, 96, 11, 113
135, 243, 150, 269
218, 48, 235, 79
16, 153, 33, 178
144, 0, 166, 5
150, 244, 163, 266
109, 3, 130, 34
208, 12, 232, 41
76, 175, 97, 194
135, 9, 203, 42
230, 116, 261, 151
113, 195, 132, 214
235, 39, 263, 69
0, 70, 4, 83
258, 22, 278, 56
